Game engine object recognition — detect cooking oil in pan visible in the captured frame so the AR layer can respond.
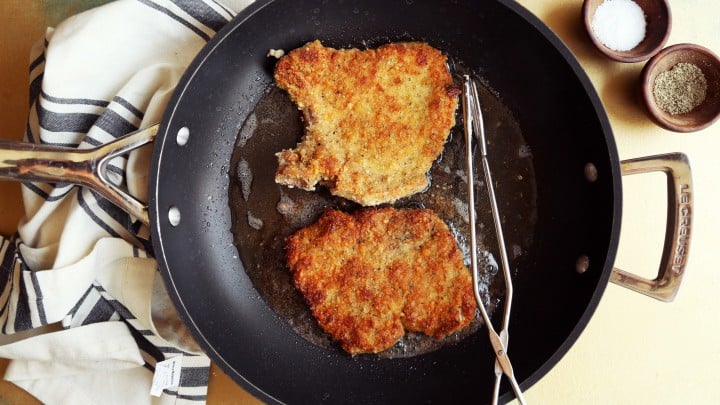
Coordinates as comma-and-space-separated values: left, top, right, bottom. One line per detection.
229, 81, 537, 358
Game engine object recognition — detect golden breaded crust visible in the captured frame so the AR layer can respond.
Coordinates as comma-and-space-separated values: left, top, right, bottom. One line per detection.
274, 40, 459, 206
286, 208, 476, 355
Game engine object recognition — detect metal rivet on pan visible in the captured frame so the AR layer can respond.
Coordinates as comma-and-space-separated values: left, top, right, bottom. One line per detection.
584, 162, 598, 182
168, 206, 181, 226
576, 255, 590, 274
176, 127, 190, 146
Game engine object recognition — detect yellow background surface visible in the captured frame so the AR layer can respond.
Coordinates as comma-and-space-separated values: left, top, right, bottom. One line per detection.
0, 0, 718, 403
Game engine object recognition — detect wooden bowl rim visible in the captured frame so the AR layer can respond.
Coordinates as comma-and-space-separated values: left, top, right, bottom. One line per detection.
641, 43, 720, 132
582, 0, 672, 63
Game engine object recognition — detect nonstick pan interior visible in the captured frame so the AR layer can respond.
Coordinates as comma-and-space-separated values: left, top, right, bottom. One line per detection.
150, 0, 621, 403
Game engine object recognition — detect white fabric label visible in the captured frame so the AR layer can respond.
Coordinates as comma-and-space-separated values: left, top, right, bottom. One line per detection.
150, 355, 183, 397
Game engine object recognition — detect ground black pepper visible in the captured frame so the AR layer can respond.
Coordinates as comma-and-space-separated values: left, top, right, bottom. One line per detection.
653, 62, 708, 115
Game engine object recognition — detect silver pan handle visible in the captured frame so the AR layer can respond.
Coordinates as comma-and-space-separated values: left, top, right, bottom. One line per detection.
612, 152, 692, 302
0, 124, 158, 225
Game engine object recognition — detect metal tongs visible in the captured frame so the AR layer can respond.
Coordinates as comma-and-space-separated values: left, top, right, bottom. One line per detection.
462, 75, 526, 405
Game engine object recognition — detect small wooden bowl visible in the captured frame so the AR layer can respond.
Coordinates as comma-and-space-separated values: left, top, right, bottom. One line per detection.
641, 43, 720, 132
583, 0, 671, 63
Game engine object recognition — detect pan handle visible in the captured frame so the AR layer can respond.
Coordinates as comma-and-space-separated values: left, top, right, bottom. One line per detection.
0, 124, 158, 225
611, 152, 692, 302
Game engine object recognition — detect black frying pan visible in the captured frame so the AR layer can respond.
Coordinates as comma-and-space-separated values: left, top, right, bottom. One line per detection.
153, 0, 622, 402
0, 0, 692, 403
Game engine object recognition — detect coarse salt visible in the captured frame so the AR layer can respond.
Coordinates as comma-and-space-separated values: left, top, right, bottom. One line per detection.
591, 0, 647, 52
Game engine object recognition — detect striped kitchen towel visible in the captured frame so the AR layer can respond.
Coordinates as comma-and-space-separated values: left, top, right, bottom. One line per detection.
0, 0, 252, 403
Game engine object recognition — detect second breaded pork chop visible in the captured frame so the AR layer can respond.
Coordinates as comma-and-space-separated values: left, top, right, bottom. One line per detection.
274, 40, 459, 206
286, 208, 477, 355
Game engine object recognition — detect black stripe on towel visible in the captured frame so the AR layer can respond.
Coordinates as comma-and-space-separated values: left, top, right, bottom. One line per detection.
25, 119, 36, 145
77, 189, 123, 239
37, 102, 98, 134
136, 0, 211, 40
158, 346, 184, 354
91, 189, 132, 229
23, 183, 76, 202
113, 96, 145, 120
28, 54, 44, 73
169, 0, 228, 32
0, 239, 16, 284
123, 319, 165, 363
13, 269, 33, 332
106, 164, 127, 178
21, 182, 51, 200
95, 109, 138, 138
162, 390, 207, 401
104, 298, 137, 321
81, 298, 117, 326
29, 271, 47, 325
138, 328, 154, 336
67, 284, 95, 321
41, 91, 109, 107
28, 75, 43, 109
179, 366, 211, 387
81, 136, 103, 147
0, 240, 17, 327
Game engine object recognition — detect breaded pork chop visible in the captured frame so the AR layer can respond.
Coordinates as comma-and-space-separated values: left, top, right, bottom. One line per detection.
274, 40, 459, 206
286, 208, 476, 355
